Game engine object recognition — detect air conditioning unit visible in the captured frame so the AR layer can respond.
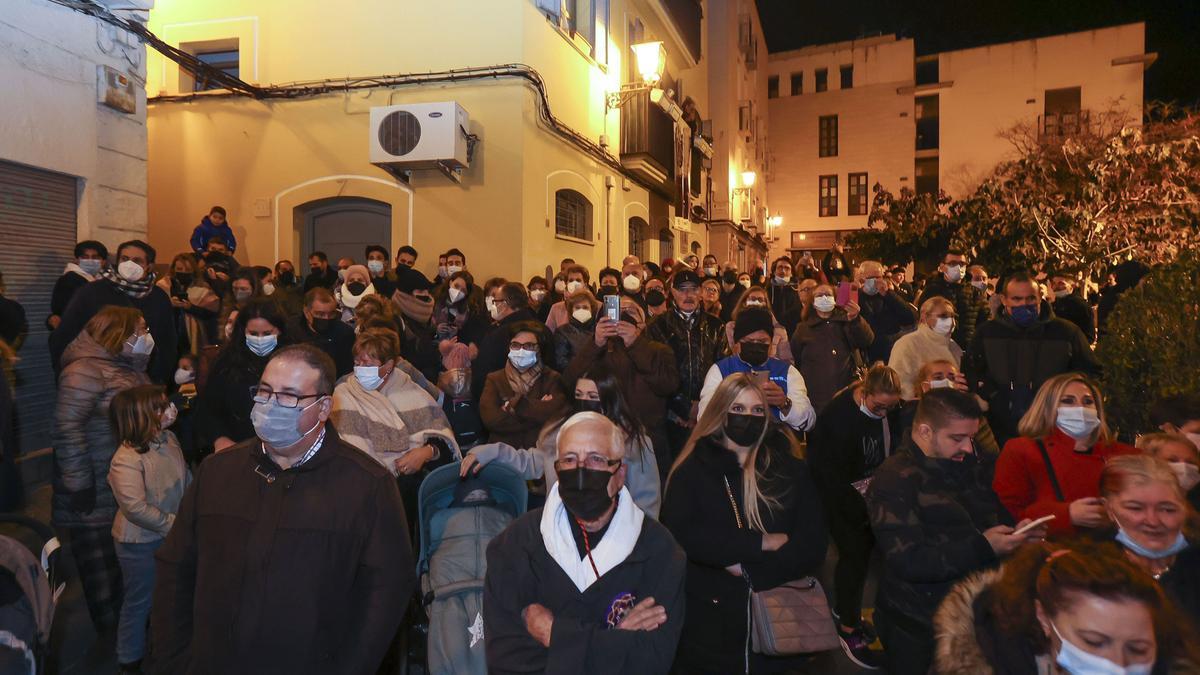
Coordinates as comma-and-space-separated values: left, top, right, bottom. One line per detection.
369, 102, 471, 180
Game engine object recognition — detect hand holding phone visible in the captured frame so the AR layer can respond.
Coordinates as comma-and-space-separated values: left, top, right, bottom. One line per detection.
1012, 515, 1056, 537
836, 281, 858, 307
604, 295, 621, 322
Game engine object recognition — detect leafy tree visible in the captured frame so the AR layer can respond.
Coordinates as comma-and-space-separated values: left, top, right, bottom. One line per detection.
844, 184, 954, 270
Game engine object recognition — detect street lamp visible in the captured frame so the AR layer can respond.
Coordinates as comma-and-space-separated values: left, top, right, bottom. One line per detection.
768, 214, 782, 227
732, 170, 757, 199
607, 41, 668, 110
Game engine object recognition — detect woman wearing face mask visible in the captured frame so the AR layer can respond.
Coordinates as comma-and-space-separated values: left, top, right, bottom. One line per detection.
461, 365, 661, 517
790, 283, 874, 412
156, 253, 221, 354
899, 359, 1001, 459
52, 306, 152, 632
888, 297, 962, 400
197, 299, 289, 455
527, 275, 551, 322
335, 264, 377, 326
933, 541, 1200, 675
1100, 455, 1200, 622
431, 270, 487, 347
331, 328, 458, 536
723, 286, 793, 364
217, 268, 264, 343
479, 323, 570, 449
1137, 433, 1200, 512
661, 373, 828, 675
993, 373, 1138, 539
552, 288, 598, 371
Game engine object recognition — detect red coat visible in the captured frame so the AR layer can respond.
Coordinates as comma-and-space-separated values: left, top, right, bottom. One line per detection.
992, 429, 1137, 537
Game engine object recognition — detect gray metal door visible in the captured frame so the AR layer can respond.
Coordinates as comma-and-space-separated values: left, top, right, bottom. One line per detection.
303, 198, 391, 266
0, 160, 78, 455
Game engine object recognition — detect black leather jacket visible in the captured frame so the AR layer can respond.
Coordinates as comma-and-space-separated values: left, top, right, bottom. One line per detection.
646, 308, 728, 419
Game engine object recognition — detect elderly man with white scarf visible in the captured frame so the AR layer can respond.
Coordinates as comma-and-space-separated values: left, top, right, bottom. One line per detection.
483, 412, 685, 674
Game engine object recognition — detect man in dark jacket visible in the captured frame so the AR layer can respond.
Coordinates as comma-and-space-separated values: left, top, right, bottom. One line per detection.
916, 250, 989, 351
483, 413, 685, 674
303, 251, 339, 292
645, 269, 727, 468
1049, 273, 1095, 343
867, 389, 1044, 674
47, 240, 108, 330
717, 269, 743, 322
822, 241, 852, 283
286, 288, 355, 377
148, 345, 413, 675
471, 282, 537, 398
765, 257, 801, 331
857, 261, 918, 363
189, 206, 237, 254
49, 240, 177, 384
963, 272, 1101, 445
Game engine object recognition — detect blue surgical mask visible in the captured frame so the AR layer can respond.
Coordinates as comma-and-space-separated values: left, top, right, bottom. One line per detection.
1010, 304, 1039, 327
508, 349, 538, 370
367, 260, 385, 274
1051, 621, 1153, 675
245, 334, 278, 357
79, 259, 103, 276
354, 365, 384, 391
250, 398, 324, 448
1056, 406, 1100, 440
858, 399, 885, 421
1113, 518, 1189, 560
863, 278, 879, 295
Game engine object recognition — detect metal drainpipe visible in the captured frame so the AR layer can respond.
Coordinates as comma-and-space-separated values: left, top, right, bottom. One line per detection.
605, 178, 614, 268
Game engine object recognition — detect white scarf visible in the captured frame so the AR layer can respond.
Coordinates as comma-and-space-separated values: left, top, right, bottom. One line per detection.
338, 281, 376, 309
539, 483, 644, 592
63, 261, 95, 282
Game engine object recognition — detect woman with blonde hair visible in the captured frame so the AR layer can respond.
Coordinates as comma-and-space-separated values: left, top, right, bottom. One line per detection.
1100, 454, 1200, 621
1138, 432, 1200, 510
722, 285, 793, 363
992, 372, 1138, 539
888, 296, 961, 400
661, 372, 827, 674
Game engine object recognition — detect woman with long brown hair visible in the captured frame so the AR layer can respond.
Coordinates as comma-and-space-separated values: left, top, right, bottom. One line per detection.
661, 373, 827, 674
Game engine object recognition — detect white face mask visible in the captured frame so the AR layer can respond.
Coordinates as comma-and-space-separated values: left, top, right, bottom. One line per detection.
1169, 461, 1200, 491
745, 299, 766, 307
704, 266, 718, 277
572, 308, 593, 324
354, 365, 385, 390
262, 282, 276, 296
944, 264, 964, 283
117, 260, 145, 282
623, 275, 642, 292
125, 332, 155, 356
367, 260, 385, 274
160, 402, 178, 429
739, 279, 751, 289
447, 287, 465, 304
508, 348, 537, 370
971, 280, 988, 292
446, 265, 463, 276
566, 280, 583, 294
929, 378, 955, 390
813, 296, 836, 313
1056, 406, 1101, 440
933, 317, 955, 336
554, 279, 566, 293
174, 368, 195, 385
530, 289, 546, 302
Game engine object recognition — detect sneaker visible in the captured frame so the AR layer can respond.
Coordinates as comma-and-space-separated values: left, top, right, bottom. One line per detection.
832, 611, 878, 644
838, 627, 882, 670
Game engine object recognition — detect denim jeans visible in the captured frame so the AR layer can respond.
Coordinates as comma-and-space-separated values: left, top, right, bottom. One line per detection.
114, 539, 161, 664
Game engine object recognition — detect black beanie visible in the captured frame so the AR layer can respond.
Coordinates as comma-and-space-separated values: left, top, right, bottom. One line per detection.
733, 307, 774, 342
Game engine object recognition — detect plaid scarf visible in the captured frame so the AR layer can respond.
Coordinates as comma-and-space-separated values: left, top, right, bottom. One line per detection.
101, 266, 156, 299
504, 358, 543, 397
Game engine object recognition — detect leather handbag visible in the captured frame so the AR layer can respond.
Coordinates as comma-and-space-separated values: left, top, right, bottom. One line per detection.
722, 477, 840, 656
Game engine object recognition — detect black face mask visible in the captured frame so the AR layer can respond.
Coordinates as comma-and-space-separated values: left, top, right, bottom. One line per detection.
739, 342, 770, 366
174, 272, 193, 287
722, 271, 739, 286
599, 285, 619, 298
346, 281, 368, 296
576, 399, 603, 413
279, 271, 295, 285
557, 467, 615, 521
311, 317, 335, 334
645, 290, 666, 306
725, 412, 767, 446
310, 266, 323, 276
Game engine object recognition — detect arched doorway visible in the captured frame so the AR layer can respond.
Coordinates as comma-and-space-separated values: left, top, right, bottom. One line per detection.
658, 227, 674, 260
297, 197, 391, 265
628, 216, 649, 261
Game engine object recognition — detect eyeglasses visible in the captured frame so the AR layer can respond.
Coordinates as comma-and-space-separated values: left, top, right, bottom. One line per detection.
554, 454, 621, 472
249, 385, 326, 409
509, 341, 539, 352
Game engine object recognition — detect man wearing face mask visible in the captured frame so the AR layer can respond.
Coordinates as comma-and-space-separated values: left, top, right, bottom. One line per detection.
272, 260, 304, 315
364, 245, 397, 299
765, 257, 801, 332
1049, 273, 1095, 343
699, 308, 814, 431
964, 272, 1099, 444
619, 262, 645, 307
48, 240, 109, 330
303, 251, 338, 292
544, 265, 592, 333
915, 250, 989, 351
471, 283, 537, 399
149, 345, 414, 675
822, 241, 852, 284
717, 270, 743, 322
50, 240, 178, 384
287, 288, 357, 377
483, 412, 685, 674
856, 260, 918, 363
867, 389, 1044, 674
643, 278, 669, 319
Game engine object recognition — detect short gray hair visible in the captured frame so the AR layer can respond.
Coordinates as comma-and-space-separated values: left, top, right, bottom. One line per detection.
556, 412, 625, 460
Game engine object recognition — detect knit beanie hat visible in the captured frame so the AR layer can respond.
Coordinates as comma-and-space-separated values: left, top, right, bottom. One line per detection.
733, 307, 774, 342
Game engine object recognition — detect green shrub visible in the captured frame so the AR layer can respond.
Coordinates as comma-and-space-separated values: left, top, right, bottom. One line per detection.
1097, 251, 1200, 436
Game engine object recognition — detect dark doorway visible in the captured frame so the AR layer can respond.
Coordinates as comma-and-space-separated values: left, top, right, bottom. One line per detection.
300, 197, 391, 266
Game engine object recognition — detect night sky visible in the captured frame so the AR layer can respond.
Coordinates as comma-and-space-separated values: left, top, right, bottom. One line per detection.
756, 0, 1200, 106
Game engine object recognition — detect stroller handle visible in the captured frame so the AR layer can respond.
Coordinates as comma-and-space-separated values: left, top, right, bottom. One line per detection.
0, 514, 56, 544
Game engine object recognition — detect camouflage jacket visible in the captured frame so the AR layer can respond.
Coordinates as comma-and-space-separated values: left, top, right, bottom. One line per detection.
866, 444, 1012, 629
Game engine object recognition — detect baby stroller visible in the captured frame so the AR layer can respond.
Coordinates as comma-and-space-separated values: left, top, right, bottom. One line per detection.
0, 515, 63, 675
409, 463, 527, 675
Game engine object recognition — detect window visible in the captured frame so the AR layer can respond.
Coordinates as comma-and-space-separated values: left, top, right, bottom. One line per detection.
767, 75, 780, 99
848, 173, 869, 216
192, 44, 239, 91
555, 189, 593, 240
790, 72, 803, 96
1043, 86, 1083, 137
915, 95, 939, 150
915, 157, 939, 196
541, 0, 609, 62
915, 57, 939, 86
819, 175, 838, 217
815, 68, 828, 92
659, 227, 674, 257
818, 115, 838, 157
840, 64, 853, 89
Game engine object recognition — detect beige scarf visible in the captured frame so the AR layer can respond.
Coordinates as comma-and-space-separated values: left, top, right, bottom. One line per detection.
505, 359, 543, 397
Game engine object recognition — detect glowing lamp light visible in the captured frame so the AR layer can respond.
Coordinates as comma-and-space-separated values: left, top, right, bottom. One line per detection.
631, 41, 666, 85
769, 214, 783, 227
741, 171, 757, 188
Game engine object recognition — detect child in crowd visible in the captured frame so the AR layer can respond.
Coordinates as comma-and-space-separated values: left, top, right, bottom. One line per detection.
171, 354, 199, 463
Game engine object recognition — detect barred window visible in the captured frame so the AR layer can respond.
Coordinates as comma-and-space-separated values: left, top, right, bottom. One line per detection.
555, 189, 593, 240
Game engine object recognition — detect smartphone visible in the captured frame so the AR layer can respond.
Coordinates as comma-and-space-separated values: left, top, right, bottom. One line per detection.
836, 281, 858, 307
752, 370, 771, 387
1012, 515, 1056, 536
603, 295, 621, 322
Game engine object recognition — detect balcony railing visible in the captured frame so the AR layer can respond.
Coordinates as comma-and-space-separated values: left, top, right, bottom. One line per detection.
1039, 110, 1090, 139
620, 89, 676, 197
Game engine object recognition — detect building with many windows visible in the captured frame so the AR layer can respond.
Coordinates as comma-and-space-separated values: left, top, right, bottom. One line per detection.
764, 23, 1152, 259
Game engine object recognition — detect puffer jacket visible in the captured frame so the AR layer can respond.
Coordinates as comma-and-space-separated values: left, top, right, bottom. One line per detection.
917, 277, 989, 351
645, 309, 727, 420
52, 331, 150, 527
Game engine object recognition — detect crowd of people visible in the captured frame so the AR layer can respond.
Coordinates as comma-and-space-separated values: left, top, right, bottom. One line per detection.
1, 205, 1196, 674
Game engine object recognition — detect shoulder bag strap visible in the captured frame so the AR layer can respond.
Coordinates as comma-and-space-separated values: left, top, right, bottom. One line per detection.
1035, 439, 1066, 502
